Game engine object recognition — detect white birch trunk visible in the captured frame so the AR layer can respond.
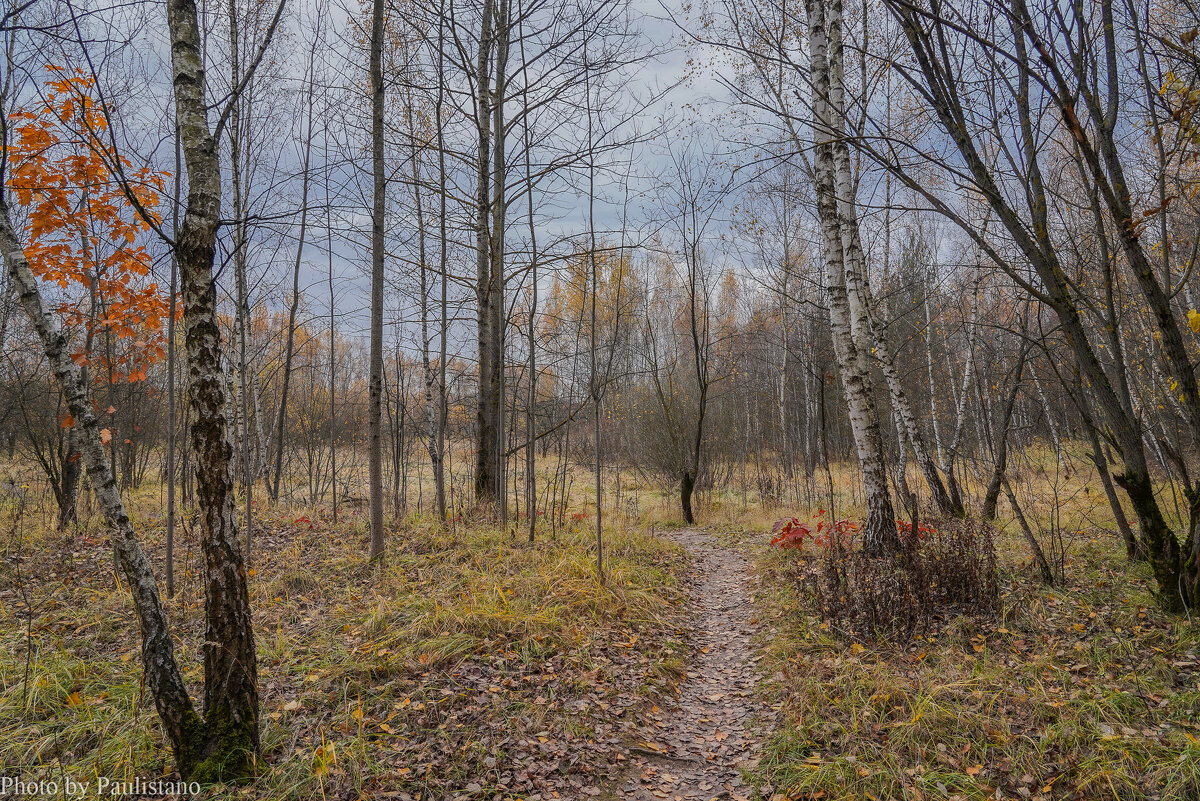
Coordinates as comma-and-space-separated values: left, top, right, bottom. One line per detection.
805, 0, 897, 554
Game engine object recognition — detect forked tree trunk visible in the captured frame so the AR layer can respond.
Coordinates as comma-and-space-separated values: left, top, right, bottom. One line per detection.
806, 0, 897, 555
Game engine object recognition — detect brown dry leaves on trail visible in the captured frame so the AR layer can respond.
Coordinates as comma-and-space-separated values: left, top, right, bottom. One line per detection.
619, 528, 776, 801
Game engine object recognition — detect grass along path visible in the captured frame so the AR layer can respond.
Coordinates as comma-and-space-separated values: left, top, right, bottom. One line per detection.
750, 527, 1200, 801
618, 528, 774, 800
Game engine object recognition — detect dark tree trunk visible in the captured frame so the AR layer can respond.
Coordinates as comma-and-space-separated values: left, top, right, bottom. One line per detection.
680, 470, 695, 525
474, 0, 501, 508
367, 0, 386, 561
161, 0, 283, 777
58, 425, 81, 530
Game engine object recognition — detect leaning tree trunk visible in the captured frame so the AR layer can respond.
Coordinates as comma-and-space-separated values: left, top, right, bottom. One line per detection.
864, 295, 960, 517
1083, 419, 1141, 561
1001, 475, 1055, 585
887, 0, 1189, 610
1, 197, 211, 775
982, 343, 1028, 520
272, 55, 316, 502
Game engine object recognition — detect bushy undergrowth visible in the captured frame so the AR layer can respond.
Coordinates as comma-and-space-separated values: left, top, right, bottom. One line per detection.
753, 519, 1200, 801
794, 517, 999, 643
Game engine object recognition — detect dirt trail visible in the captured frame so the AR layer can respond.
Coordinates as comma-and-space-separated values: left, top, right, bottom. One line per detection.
618, 529, 773, 800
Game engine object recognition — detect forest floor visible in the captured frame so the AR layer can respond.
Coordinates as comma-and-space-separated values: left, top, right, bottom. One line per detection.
5, 473, 1200, 801
745, 524, 1200, 801
0, 499, 698, 801
615, 528, 775, 801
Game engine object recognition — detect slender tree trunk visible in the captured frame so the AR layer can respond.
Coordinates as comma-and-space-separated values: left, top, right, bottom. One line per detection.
1031, 369, 1064, 469
683, 253, 708, 527
582, 46, 604, 578
982, 342, 1028, 520
1001, 475, 1055, 585
521, 25, 538, 543
923, 277, 945, 467
944, 278, 979, 514
166, 127, 181, 599
433, 4, 449, 523
474, 0, 499, 507
492, 0, 510, 525
367, 0, 386, 561
865, 293, 959, 516
227, 0, 254, 560
272, 45, 317, 502
323, 119, 338, 524
55, 424, 81, 530
1075, 379, 1142, 561
406, 91, 439, 528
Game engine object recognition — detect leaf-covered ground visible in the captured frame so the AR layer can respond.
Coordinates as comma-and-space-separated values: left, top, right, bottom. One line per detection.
0, 504, 691, 800
618, 528, 774, 801
748, 528, 1200, 801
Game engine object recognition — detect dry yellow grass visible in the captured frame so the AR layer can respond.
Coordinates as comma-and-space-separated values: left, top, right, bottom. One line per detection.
0, 467, 689, 800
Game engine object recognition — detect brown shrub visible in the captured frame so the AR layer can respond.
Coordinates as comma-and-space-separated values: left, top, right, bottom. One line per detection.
802, 517, 999, 643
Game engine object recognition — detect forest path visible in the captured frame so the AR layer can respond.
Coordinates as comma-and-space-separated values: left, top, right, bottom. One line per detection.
617, 528, 772, 801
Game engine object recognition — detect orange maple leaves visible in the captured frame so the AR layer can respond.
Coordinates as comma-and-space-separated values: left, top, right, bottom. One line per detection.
6, 66, 170, 382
